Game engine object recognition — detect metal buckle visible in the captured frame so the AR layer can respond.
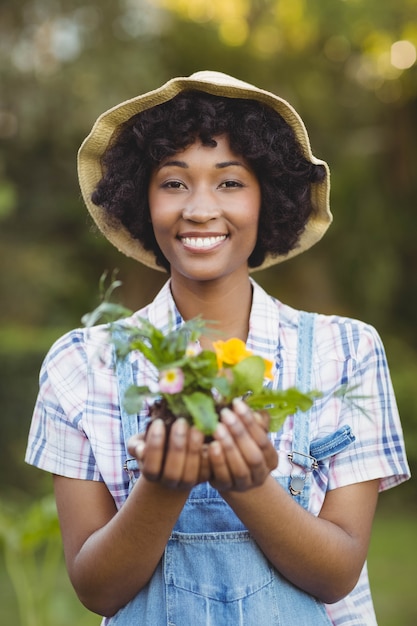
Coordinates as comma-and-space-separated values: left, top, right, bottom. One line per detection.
288, 451, 319, 471
287, 451, 318, 496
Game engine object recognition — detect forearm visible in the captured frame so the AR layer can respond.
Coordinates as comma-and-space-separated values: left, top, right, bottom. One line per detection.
222, 475, 378, 603
56, 419, 208, 617
66, 477, 189, 616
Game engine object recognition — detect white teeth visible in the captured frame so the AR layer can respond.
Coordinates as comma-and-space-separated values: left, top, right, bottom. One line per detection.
182, 235, 226, 249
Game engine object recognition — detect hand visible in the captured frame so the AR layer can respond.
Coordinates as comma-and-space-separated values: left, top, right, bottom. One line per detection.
208, 399, 278, 492
127, 418, 207, 490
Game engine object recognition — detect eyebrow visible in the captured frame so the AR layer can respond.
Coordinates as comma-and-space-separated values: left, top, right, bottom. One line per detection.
216, 160, 247, 169
158, 159, 248, 170
159, 160, 188, 169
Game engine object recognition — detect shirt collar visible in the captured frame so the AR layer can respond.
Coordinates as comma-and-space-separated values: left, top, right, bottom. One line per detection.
145, 280, 181, 333
144, 277, 280, 363
247, 278, 280, 365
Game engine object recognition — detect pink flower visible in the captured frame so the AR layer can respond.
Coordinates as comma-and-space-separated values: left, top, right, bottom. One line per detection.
159, 367, 185, 394
185, 341, 202, 357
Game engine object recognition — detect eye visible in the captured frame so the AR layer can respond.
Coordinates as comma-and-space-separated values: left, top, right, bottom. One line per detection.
218, 180, 244, 189
162, 180, 186, 190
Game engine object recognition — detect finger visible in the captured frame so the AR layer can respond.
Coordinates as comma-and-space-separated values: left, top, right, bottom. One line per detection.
127, 433, 146, 459
232, 398, 267, 438
141, 419, 166, 481
219, 410, 266, 484
212, 421, 252, 491
180, 427, 205, 489
162, 418, 188, 487
208, 440, 233, 490
231, 399, 278, 471
255, 409, 271, 432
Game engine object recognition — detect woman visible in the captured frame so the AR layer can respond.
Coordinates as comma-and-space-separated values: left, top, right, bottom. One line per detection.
26, 71, 410, 625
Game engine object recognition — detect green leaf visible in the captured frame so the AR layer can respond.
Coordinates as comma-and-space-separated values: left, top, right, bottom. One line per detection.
82, 272, 133, 327
245, 388, 320, 432
123, 384, 153, 414
268, 413, 291, 433
128, 337, 160, 366
99, 270, 122, 301
81, 301, 132, 327
231, 356, 265, 395
333, 383, 372, 418
183, 391, 219, 435
212, 375, 232, 398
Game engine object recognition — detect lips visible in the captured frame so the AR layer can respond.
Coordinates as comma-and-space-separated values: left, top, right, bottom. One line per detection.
180, 235, 227, 249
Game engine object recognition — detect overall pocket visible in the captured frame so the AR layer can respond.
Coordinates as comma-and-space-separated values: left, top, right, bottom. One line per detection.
165, 531, 272, 601
164, 530, 333, 626
165, 530, 279, 626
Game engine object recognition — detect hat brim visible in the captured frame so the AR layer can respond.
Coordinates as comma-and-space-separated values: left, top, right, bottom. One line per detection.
77, 70, 332, 272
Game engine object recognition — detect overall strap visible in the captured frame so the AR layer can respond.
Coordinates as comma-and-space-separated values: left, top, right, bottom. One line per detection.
113, 325, 140, 489
288, 311, 318, 509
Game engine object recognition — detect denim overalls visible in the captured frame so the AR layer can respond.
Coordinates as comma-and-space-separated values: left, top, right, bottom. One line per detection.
111, 313, 354, 625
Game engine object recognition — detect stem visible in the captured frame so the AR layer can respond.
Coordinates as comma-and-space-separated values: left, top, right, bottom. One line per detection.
37, 538, 63, 625
4, 545, 38, 626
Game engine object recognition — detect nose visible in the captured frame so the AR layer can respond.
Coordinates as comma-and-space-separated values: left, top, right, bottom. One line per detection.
181, 188, 221, 223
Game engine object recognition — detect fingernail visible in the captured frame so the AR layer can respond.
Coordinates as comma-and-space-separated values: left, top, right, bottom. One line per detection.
175, 417, 188, 430
220, 409, 236, 426
216, 422, 229, 438
173, 418, 187, 441
190, 428, 203, 444
150, 419, 164, 435
210, 441, 221, 455
254, 411, 263, 424
135, 440, 145, 458
232, 398, 247, 413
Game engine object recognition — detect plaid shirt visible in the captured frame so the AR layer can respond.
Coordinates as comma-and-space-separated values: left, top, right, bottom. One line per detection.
26, 279, 410, 626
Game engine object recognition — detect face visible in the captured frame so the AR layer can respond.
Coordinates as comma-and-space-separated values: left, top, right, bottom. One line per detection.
148, 135, 261, 285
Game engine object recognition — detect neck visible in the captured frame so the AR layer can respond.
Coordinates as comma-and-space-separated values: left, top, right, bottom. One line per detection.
170, 272, 253, 349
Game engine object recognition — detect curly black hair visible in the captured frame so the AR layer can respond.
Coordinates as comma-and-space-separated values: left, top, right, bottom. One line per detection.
92, 91, 326, 271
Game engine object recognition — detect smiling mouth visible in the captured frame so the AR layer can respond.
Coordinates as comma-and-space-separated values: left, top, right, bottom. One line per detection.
180, 235, 227, 249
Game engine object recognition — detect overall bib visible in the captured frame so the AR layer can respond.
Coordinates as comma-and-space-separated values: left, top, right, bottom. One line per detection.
111, 313, 354, 625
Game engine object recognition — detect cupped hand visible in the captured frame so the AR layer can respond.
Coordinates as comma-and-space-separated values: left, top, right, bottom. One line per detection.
208, 399, 278, 492
127, 418, 209, 490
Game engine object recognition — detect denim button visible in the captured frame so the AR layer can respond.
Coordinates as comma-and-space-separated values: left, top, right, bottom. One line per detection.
290, 476, 305, 495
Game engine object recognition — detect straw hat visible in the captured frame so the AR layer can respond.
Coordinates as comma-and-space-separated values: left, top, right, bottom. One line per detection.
78, 70, 332, 271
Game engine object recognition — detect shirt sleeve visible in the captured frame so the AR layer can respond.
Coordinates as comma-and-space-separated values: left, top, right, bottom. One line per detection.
25, 329, 103, 481
327, 321, 410, 493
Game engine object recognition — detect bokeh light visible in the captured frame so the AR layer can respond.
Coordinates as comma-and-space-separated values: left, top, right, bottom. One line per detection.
391, 40, 416, 69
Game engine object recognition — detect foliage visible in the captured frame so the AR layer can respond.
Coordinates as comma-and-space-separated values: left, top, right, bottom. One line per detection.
368, 505, 417, 625
83, 278, 318, 434
0, 504, 414, 625
0, 7, 414, 624
0, 0, 415, 496
0, 495, 63, 626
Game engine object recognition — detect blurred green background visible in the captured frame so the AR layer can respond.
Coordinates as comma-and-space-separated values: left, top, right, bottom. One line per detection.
0, 0, 416, 624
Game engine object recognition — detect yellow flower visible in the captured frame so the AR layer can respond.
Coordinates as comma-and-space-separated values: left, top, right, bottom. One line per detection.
263, 358, 274, 380
213, 337, 274, 380
213, 338, 253, 368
